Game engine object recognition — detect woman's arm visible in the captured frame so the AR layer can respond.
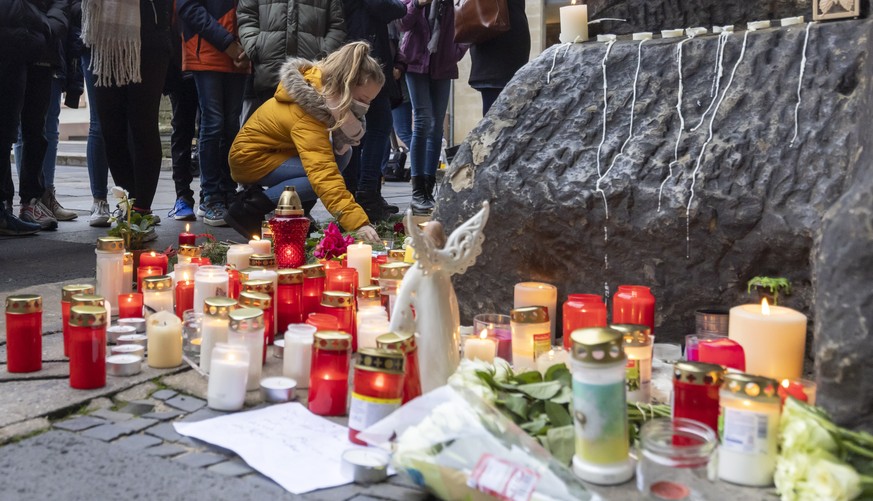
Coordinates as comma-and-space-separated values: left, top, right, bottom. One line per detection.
177, 0, 235, 52
236, 0, 260, 61
397, 0, 420, 33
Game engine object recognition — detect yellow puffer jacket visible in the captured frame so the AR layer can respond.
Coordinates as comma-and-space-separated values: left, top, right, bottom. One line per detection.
229, 61, 369, 232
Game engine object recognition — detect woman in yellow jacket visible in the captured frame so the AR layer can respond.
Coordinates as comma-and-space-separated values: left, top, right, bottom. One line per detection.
227, 42, 382, 242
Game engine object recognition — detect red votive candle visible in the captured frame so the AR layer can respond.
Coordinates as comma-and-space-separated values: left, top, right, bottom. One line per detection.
227, 267, 241, 300
277, 269, 304, 333
377, 332, 422, 404
61, 284, 94, 357
612, 285, 656, 333
372, 255, 387, 280
69, 305, 107, 389
178, 223, 196, 246
300, 264, 326, 318
5, 294, 43, 373
306, 312, 340, 332
563, 293, 607, 350
242, 279, 276, 344
325, 267, 358, 297
191, 257, 211, 266
672, 361, 724, 434
139, 251, 168, 275
175, 280, 194, 319
118, 293, 143, 319
698, 337, 746, 371
349, 349, 404, 444
308, 331, 352, 416
137, 266, 161, 293
318, 291, 356, 350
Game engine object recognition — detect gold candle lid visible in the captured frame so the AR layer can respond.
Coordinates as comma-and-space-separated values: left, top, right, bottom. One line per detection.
71, 294, 105, 308
178, 245, 201, 258
355, 348, 405, 374
239, 266, 266, 282
275, 186, 304, 216
5, 294, 42, 314
242, 279, 274, 295
611, 324, 652, 347
299, 263, 326, 278
249, 254, 276, 268
357, 285, 381, 300
204, 297, 238, 318
321, 291, 353, 308
124, 252, 133, 266
570, 327, 624, 364
261, 220, 273, 234
62, 284, 95, 302
722, 373, 780, 402
143, 276, 173, 291
239, 291, 272, 310
673, 361, 725, 386
379, 262, 411, 280
69, 305, 107, 327
387, 249, 406, 261
313, 331, 352, 351
96, 236, 124, 252
277, 269, 304, 285
510, 306, 549, 324
376, 332, 416, 353
229, 307, 264, 332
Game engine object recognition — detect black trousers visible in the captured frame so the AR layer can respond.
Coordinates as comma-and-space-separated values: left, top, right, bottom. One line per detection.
92, 46, 169, 211
169, 75, 199, 204
0, 62, 52, 204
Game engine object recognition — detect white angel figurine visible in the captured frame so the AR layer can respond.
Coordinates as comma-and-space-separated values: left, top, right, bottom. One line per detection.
388, 201, 491, 393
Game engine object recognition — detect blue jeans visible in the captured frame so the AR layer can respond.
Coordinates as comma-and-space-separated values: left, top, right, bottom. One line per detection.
193, 71, 245, 200
82, 51, 110, 200
357, 88, 393, 193
257, 149, 352, 204
14, 76, 62, 189
405, 72, 451, 177
392, 100, 413, 149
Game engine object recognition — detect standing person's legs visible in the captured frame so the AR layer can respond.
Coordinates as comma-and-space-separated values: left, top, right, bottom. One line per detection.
82, 51, 113, 226
424, 78, 451, 178
39, 77, 78, 220
219, 73, 245, 198
356, 89, 393, 221
405, 72, 436, 213
93, 84, 134, 196
479, 87, 503, 116
18, 64, 53, 204
0, 61, 27, 211
392, 100, 413, 149
169, 75, 198, 218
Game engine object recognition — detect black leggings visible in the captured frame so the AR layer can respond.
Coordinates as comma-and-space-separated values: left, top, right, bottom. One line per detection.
92, 46, 169, 211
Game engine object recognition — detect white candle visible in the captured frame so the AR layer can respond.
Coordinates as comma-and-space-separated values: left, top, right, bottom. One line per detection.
95, 237, 124, 316
357, 317, 391, 352
200, 297, 236, 373
194, 266, 229, 314
559, 2, 588, 43
172, 263, 198, 286
247, 269, 278, 328
661, 29, 684, 38
226, 244, 255, 271
464, 330, 496, 363
632, 32, 653, 40
142, 276, 174, 318
283, 324, 316, 388
347, 242, 372, 287
122, 253, 133, 294
781, 16, 804, 27
207, 342, 249, 411
514, 282, 558, 343
748, 20, 771, 31
248, 236, 271, 256
510, 306, 551, 372
728, 300, 807, 380
228, 308, 265, 391
536, 347, 570, 374
146, 310, 183, 368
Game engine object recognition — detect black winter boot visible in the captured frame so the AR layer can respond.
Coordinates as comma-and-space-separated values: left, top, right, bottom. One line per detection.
377, 181, 399, 214
424, 175, 437, 204
410, 176, 434, 215
355, 190, 389, 223
225, 186, 276, 239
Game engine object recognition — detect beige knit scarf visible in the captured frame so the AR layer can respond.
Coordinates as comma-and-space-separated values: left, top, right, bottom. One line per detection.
81, 0, 142, 86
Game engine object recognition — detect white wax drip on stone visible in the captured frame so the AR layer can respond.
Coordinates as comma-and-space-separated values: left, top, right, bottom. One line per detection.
685, 30, 750, 259
790, 22, 813, 146
546, 42, 573, 85
748, 20, 771, 31
782, 16, 805, 27
686, 27, 708, 36
692, 31, 732, 132
593, 39, 615, 294
633, 32, 653, 40
657, 34, 694, 212
661, 29, 684, 38
597, 34, 617, 42
714, 25, 735, 34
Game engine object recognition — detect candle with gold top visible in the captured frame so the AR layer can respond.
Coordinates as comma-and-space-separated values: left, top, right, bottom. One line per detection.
348, 348, 405, 444
69, 305, 107, 388
376, 331, 421, 403
308, 331, 353, 416
238, 291, 272, 364
268, 186, 310, 269
200, 296, 238, 373
514, 282, 558, 342
95, 236, 124, 315
142, 276, 174, 317
5, 294, 43, 373
61, 284, 94, 357
611, 324, 653, 404
242, 279, 276, 344
300, 263, 326, 318
510, 306, 550, 372
378, 262, 411, 320
177, 244, 201, 265
318, 291, 356, 349
276, 269, 304, 332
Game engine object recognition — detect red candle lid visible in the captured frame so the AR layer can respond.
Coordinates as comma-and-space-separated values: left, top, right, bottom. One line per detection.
5, 294, 42, 314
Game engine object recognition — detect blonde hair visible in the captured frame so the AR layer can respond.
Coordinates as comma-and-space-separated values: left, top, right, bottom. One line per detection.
319, 42, 385, 130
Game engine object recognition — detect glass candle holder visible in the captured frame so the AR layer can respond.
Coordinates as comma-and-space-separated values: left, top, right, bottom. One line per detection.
348, 348, 405, 444
175, 279, 195, 319
250, 253, 277, 271
227, 267, 241, 300
570, 327, 634, 485
356, 285, 381, 310
612, 324, 653, 404
653, 343, 682, 363
535, 346, 570, 375
143, 276, 174, 317
61, 284, 94, 358
225, 244, 255, 271
139, 250, 168, 275
308, 331, 353, 416
242, 279, 276, 344
387, 249, 405, 263
563, 293, 607, 350
238, 291, 272, 364
123, 252, 134, 294
672, 362, 724, 435
172, 262, 198, 285
307, 312, 340, 332
200, 296, 237, 373
356, 311, 390, 351
698, 336, 745, 371
326, 267, 358, 297
277, 269, 304, 332
146, 310, 183, 369
473, 313, 512, 362
463, 329, 497, 363
319, 291, 355, 349
300, 263, 326, 319
510, 306, 550, 372
376, 332, 421, 403
193, 265, 229, 314
69, 305, 107, 389
118, 293, 143, 319
637, 418, 718, 499
378, 262, 411, 319
612, 285, 655, 334
778, 378, 817, 406
5, 294, 43, 373
95, 237, 124, 316
228, 307, 265, 391
372, 254, 387, 280
514, 282, 558, 343
207, 342, 249, 411
182, 310, 203, 359
247, 268, 278, 334
177, 244, 201, 265
718, 373, 780, 487
269, 188, 309, 269
283, 323, 317, 388
261, 219, 273, 243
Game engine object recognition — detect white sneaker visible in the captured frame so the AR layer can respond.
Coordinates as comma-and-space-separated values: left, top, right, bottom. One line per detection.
89, 199, 111, 227
20, 198, 58, 230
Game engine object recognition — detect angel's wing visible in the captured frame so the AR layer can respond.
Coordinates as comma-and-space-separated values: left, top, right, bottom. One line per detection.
405, 210, 440, 272
436, 201, 490, 276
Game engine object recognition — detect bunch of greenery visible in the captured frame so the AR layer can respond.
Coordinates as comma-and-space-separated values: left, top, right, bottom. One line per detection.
747, 276, 792, 305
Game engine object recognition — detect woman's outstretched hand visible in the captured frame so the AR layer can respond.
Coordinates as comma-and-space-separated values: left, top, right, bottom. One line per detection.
355, 224, 380, 243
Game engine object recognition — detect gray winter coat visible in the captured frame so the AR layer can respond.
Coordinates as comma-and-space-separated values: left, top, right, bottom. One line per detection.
237, 0, 346, 95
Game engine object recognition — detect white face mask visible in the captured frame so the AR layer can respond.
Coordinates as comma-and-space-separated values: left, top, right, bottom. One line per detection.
350, 99, 370, 118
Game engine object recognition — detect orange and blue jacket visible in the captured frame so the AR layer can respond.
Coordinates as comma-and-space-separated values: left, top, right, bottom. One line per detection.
176, 0, 247, 73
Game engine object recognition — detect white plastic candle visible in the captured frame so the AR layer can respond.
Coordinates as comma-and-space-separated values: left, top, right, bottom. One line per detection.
728, 299, 807, 380
142, 276, 174, 318
510, 306, 551, 372
200, 297, 237, 373
95, 237, 124, 315
357, 317, 391, 351
247, 268, 278, 328
514, 282, 558, 343
193, 266, 229, 314
228, 308, 265, 391
207, 343, 249, 410
172, 262, 198, 286
122, 252, 133, 294
536, 347, 570, 374
226, 244, 255, 271
248, 236, 271, 256
347, 242, 372, 287
464, 330, 497, 363
146, 310, 183, 368
559, 2, 588, 43
283, 323, 317, 388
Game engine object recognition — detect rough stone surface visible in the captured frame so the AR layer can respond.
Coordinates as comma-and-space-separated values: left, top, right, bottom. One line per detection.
207, 458, 256, 477
52, 416, 106, 432
90, 409, 133, 422
437, 19, 872, 349
165, 394, 206, 413
173, 451, 228, 468
151, 389, 178, 401
119, 400, 156, 416
113, 434, 163, 451
146, 422, 185, 442
114, 382, 159, 403
144, 443, 189, 458
118, 417, 158, 433
141, 410, 185, 421
0, 418, 50, 444
81, 424, 133, 442
179, 407, 228, 423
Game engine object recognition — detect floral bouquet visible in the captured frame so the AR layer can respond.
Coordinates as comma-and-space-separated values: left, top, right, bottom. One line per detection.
313, 222, 354, 261
107, 186, 156, 250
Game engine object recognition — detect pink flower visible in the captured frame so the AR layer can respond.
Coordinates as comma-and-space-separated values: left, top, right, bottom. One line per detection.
313, 222, 354, 260
393, 222, 406, 236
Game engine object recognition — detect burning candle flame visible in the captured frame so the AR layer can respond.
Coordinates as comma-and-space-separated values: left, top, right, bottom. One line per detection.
252, 235, 260, 241
781, 379, 790, 389
479, 329, 488, 340
150, 251, 156, 257
182, 272, 190, 282
761, 298, 771, 315
571, 0, 576, 4
185, 223, 190, 232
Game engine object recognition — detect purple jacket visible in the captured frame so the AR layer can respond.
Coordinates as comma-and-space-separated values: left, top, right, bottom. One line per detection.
398, 0, 467, 80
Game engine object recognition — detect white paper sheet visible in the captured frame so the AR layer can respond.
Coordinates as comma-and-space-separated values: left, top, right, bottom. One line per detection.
174, 403, 355, 494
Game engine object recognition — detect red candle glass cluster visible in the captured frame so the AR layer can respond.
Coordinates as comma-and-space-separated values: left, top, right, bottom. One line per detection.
139, 251, 168, 275
5, 294, 43, 373
175, 280, 194, 319
69, 305, 107, 389
300, 264, 326, 318
61, 284, 94, 357
325, 267, 358, 297
376, 332, 422, 404
318, 291, 355, 350
242, 280, 276, 343
562, 293, 607, 350
308, 331, 352, 416
672, 361, 724, 434
118, 293, 143, 319
348, 349, 405, 444
612, 285, 656, 333
239, 291, 272, 363
276, 269, 304, 333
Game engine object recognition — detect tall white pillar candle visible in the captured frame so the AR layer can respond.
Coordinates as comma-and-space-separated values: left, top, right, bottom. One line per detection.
207, 343, 249, 410
228, 308, 265, 391
728, 300, 807, 380
225, 244, 255, 271
200, 297, 237, 373
194, 266, 229, 314
282, 323, 317, 388
559, 3, 588, 43
347, 242, 372, 287
146, 310, 183, 368
95, 237, 124, 315
514, 282, 558, 343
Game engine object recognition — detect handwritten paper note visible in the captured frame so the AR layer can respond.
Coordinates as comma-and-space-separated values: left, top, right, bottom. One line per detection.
174, 403, 353, 494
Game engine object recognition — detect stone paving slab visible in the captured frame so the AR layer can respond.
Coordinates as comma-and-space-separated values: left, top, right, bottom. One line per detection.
81, 423, 133, 442
174, 451, 228, 469
144, 443, 189, 458
90, 409, 134, 422
151, 389, 178, 401
165, 395, 206, 413
146, 422, 184, 442
0, 361, 69, 381
0, 418, 50, 445
141, 410, 184, 421
207, 458, 255, 477
114, 434, 163, 451
53, 416, 106, 432
119, 400, 156, 416
118, 417, 158, 433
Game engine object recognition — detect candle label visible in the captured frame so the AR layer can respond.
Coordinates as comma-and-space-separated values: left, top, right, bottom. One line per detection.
719, 407, 774, 455
469, 454, 540, 501
572, 378, 629, 465
625, 359, 651, 402
348, 392, 401, 431
533, 332, 551, 359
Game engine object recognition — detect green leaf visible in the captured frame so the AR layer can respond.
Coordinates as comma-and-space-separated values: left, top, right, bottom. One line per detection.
503, 394, 529, 420
544, 364, 570, 382
550, 386, 573, 405
529, 400, 545, 419
545, 401, 573, 427
520, 415, 549, 435
518, 381, 562, 400
544, 425, 575, 465
513, 371, 543, 385
556, 369, 572, 388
